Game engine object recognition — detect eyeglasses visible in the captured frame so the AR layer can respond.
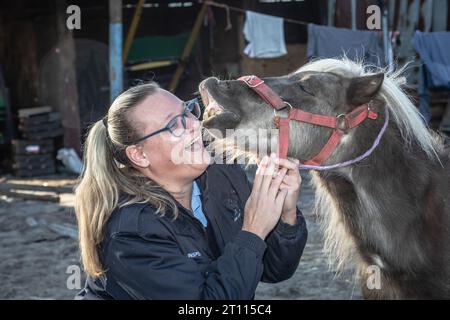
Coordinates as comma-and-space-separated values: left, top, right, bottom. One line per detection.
131, 98, 202, 144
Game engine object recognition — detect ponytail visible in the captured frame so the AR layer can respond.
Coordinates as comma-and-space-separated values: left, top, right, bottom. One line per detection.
75, 121, 119, 277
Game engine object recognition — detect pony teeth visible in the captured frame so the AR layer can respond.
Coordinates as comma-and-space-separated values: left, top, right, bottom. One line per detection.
196, 94, 206, 120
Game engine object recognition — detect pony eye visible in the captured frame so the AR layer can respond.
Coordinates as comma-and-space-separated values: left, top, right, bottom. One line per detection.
299, 84, 314, 96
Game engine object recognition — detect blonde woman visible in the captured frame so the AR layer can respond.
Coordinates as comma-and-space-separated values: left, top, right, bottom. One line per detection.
75, 83, 308, 300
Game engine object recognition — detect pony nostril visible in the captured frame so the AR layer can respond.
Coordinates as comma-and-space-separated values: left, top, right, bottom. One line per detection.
223, 81, 231, 90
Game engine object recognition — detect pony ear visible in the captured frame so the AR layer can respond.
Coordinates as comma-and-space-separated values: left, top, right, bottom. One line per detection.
347, 73, 384, 106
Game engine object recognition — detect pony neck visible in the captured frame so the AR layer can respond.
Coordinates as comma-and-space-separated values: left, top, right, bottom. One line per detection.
317, 120, 438, 272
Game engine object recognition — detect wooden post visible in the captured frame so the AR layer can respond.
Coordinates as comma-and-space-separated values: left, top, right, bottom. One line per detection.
109, 0, 123, 102
351, 0, 356, 30
123, 0, 146, 65
327, 0, 335, 26
168, 3, 207, 93
382, 2, 393, 72
55, 0, 81, 153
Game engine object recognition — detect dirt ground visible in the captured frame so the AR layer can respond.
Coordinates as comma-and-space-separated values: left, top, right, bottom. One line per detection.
0, 172, 362, 300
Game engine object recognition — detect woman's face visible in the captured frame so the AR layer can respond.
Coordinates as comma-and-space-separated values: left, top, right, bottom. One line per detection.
126, 89, 211, 183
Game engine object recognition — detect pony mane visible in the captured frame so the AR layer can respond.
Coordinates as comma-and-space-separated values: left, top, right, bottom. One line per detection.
295, 58, 440, 160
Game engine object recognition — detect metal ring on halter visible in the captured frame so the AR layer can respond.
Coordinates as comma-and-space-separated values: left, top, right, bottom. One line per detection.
273, 101, 293, 117
336, 113, 348, 130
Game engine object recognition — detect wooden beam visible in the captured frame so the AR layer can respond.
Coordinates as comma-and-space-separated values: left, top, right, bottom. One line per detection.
127, 60, 176, 72
169, 3, 207, 93
0, 183, 74, 194
0, 190, 60, 202
123, 0, 146, 65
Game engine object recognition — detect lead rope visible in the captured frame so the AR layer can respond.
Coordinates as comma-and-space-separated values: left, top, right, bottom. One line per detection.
298, 105, 389, 171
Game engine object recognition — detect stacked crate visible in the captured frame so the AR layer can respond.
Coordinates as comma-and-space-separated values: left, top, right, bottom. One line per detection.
12, 107, 63, 177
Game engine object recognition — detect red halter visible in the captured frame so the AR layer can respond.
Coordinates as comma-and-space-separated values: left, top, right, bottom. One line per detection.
238, 75, 378, 164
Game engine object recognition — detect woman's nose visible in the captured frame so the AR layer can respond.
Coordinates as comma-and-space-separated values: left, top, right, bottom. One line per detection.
186, 116, 200, 133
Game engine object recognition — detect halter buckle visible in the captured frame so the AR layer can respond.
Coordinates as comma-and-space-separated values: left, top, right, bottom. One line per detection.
241, 75, 265, 88
336, 114, 348, 131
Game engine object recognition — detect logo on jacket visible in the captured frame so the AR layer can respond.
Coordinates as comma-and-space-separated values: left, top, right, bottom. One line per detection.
233, 208, 241, 222
187, 251, 202, 258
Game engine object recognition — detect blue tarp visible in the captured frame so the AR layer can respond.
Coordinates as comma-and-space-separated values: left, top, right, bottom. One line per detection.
307, 23, 385, 67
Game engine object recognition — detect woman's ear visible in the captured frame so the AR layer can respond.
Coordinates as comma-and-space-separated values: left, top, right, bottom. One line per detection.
125, 145, 150, 168
347, 73, 384, 106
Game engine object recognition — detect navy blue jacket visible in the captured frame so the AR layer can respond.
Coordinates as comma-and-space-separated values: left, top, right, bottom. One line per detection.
77, 164, 308, 300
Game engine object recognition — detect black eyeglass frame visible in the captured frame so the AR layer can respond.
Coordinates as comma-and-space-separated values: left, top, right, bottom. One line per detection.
130, 98, 201, 144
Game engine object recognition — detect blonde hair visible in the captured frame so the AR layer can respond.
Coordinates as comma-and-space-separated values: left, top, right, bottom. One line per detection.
75, 83, 178, 278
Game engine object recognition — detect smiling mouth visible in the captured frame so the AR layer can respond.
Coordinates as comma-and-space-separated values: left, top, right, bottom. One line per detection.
186, 135, 201, 147
184, 133, 204, 152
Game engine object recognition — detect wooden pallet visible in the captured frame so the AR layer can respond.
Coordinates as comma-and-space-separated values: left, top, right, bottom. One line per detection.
13, 165, 56, 178
19, 121, 62, 134
20, 127, 63, 140
13, 154, 54, 169
18, 106, 52, 118
12, 139, 54, 155
12, 152, 56, 177
19, 112, 61, 126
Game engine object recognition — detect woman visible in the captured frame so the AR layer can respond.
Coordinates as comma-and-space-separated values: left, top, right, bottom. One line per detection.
75, 82, 308, 300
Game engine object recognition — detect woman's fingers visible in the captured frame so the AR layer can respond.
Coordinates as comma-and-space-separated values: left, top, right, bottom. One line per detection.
275, 157, 299, 172
275, 157, 301, 187
275, 188, 289, 210
281, 174, 301, 186
253, 155, 269, 192
261, 154, 278, 192
269, 166, 287, 197
275, 167, 288, 178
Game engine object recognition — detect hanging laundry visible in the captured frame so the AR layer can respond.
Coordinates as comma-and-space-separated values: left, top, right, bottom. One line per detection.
413, 31, 450, 88
243, 11, 287, 59
307, 24, 384, 67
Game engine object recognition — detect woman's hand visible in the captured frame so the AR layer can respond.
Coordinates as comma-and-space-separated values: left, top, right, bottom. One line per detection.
242, 154, 289, 240
275, 157, 301, 225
